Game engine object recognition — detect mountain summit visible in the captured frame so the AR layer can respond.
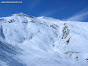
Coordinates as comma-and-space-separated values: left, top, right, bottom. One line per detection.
0, 13, 88, 66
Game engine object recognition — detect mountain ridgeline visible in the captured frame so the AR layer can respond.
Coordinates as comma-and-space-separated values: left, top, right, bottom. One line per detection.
0, 13, 88, 66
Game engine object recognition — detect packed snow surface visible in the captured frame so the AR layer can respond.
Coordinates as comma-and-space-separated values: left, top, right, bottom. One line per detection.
0, 13, 88, 66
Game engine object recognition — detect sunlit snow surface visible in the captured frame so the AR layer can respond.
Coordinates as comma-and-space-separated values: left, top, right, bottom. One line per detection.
0, 13, 88, 66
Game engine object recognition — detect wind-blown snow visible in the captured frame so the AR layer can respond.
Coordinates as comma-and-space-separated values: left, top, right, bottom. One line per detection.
0, 13, 88, 66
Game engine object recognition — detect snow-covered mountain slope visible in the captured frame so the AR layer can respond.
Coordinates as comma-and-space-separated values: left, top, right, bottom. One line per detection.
0, 13, 88, 66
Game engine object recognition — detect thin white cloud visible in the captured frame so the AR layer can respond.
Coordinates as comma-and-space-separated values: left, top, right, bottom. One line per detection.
30, 0, 40, 10
39, 10, 58, 16
66, 11, 88, 21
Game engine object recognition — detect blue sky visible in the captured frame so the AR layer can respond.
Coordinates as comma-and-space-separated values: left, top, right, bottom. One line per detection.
0, 0, 88, 21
